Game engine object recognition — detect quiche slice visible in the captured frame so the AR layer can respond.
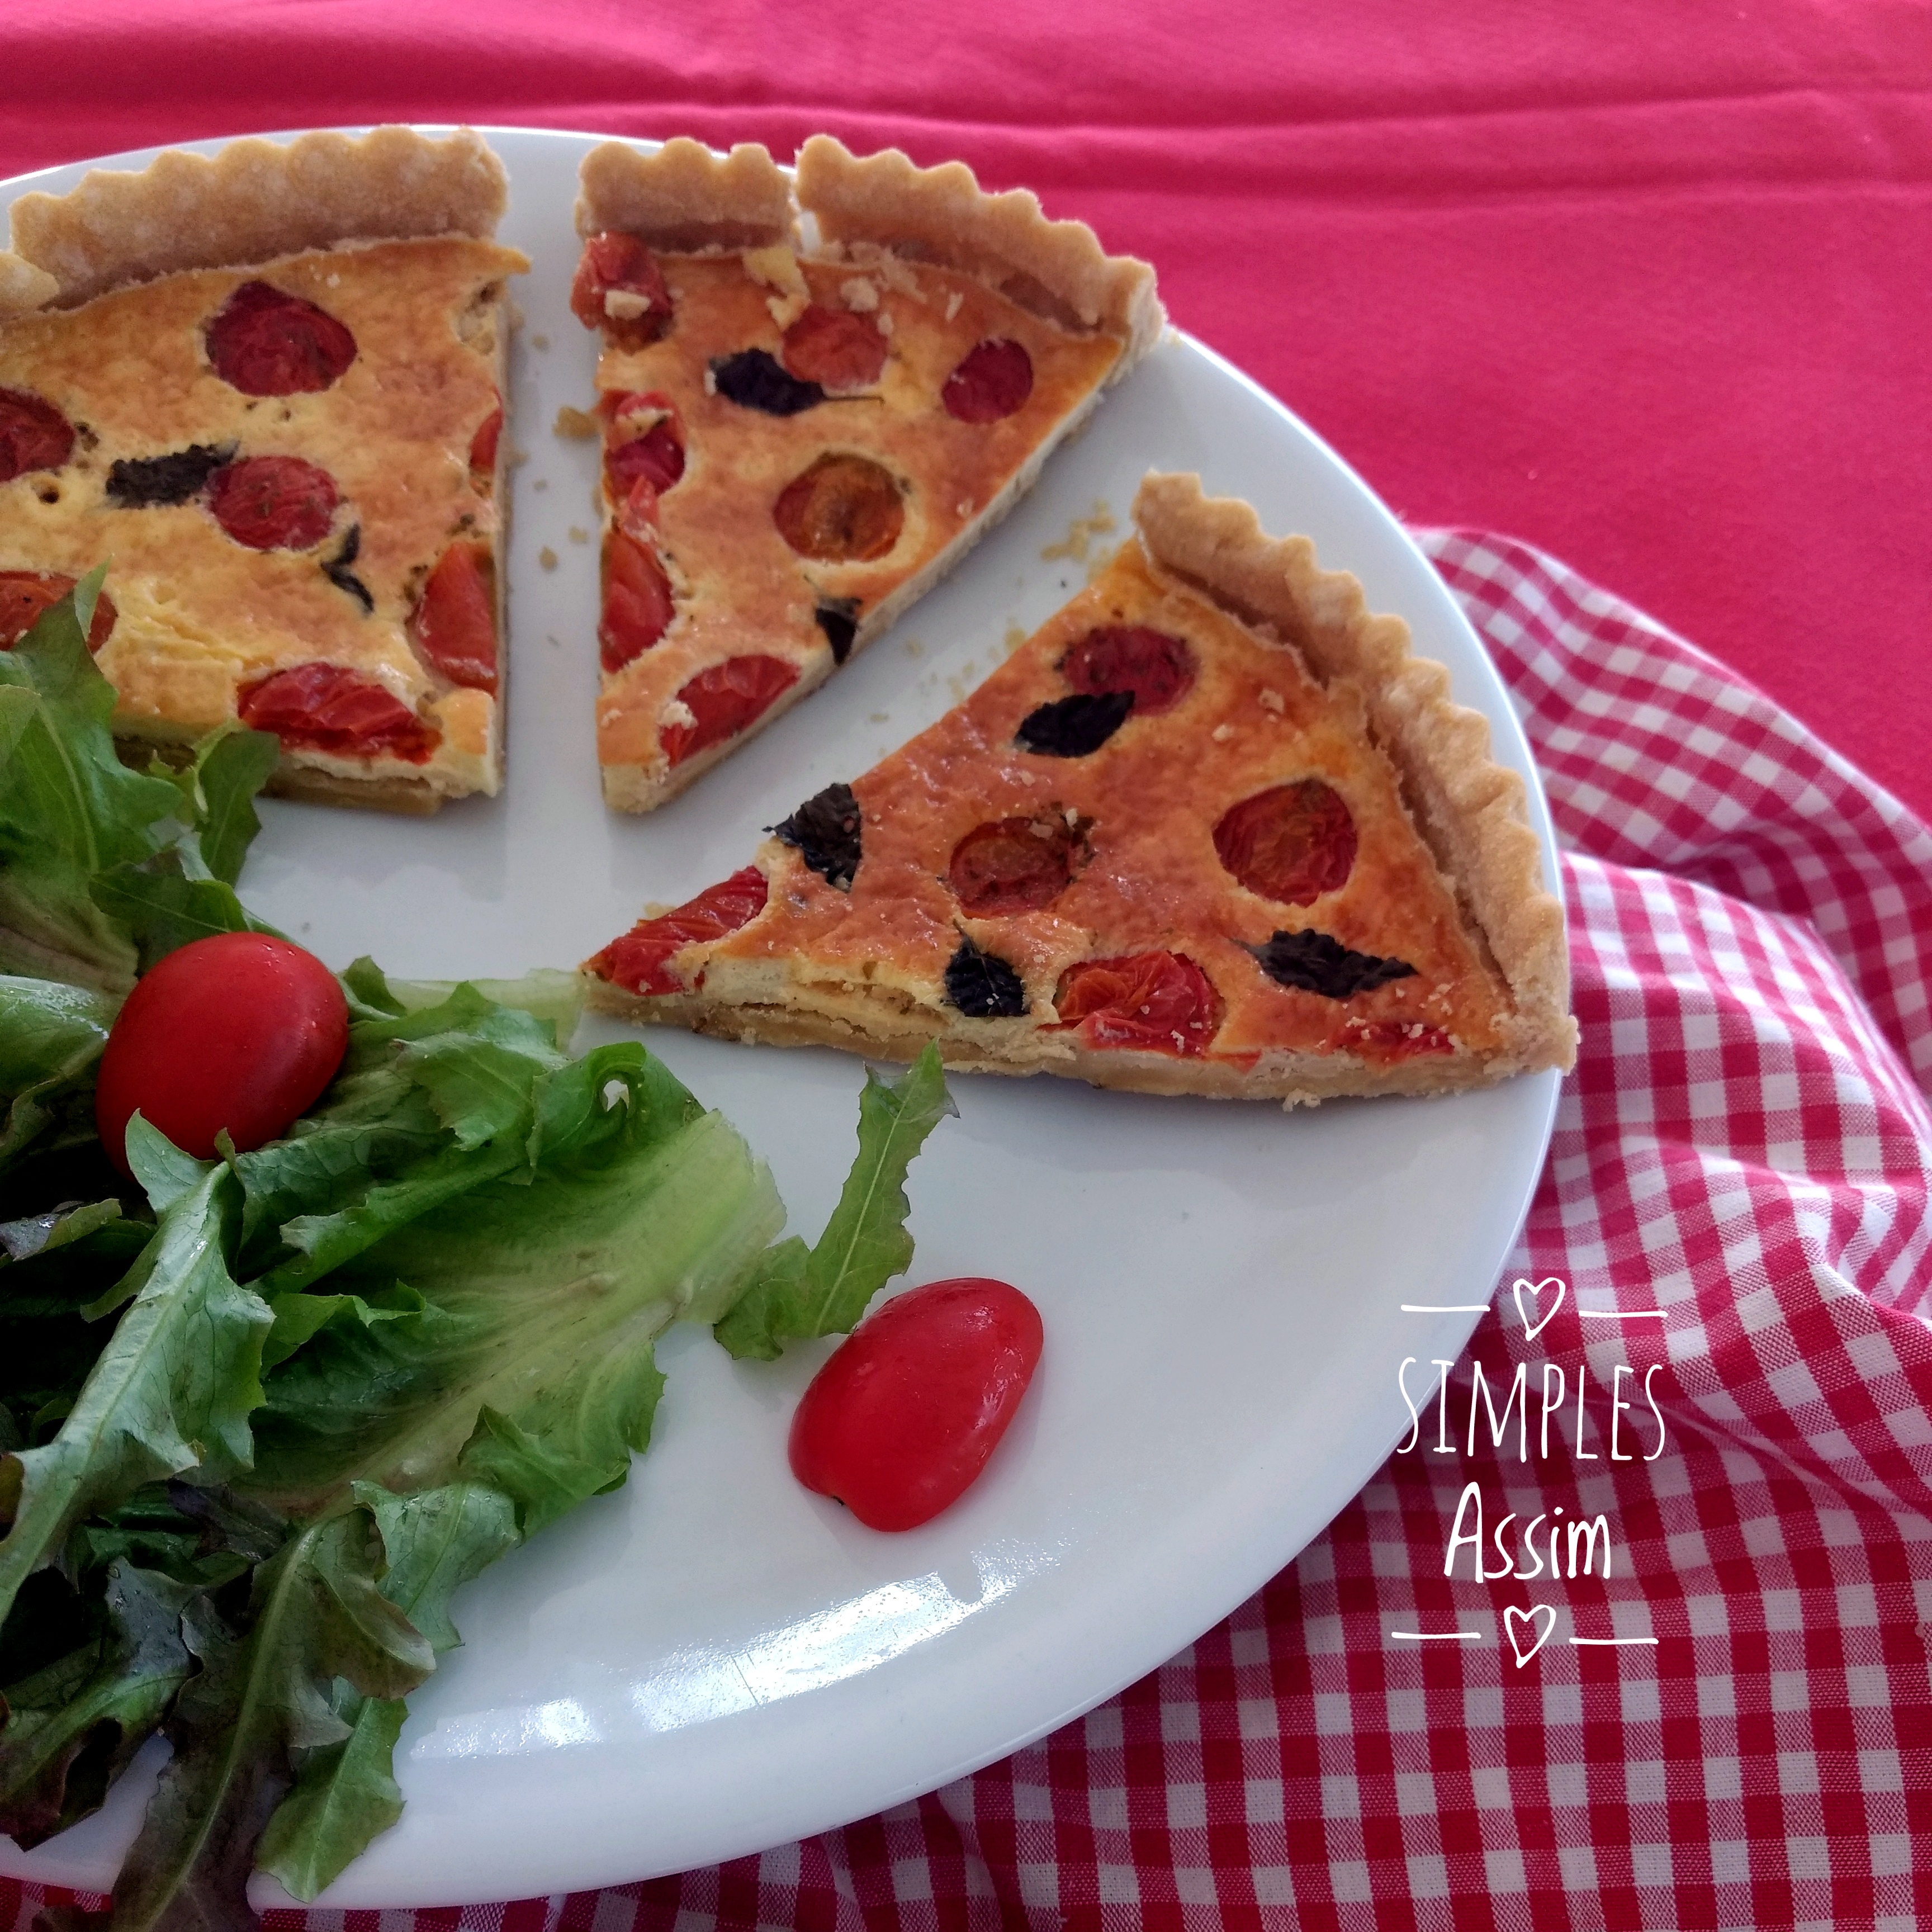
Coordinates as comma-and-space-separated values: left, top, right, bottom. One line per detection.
569, 135, 1163, 812
583, 474, 1578, 1105
0, 127, 525, 811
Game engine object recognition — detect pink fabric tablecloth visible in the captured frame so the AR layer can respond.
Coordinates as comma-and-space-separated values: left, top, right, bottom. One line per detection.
4, 7, 1931, 1926
2, 0, 1928, 819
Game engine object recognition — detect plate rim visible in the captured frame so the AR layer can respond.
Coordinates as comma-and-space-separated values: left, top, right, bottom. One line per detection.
1, 121, 1561, 1903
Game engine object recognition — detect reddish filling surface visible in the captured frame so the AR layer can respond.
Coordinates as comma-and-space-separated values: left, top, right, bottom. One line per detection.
782, 305, 888, 389
773, 452, 904, 562
1060, 626, 1196, 715
949, 815, 1083, 916
206, 456, 339, 551
600, 523, 675, 673
571, 233, 673, 347
602, 391, 686, 498
942, 339, 1033, 423
1343, 1017, 1453, 1062
468, 401, 503, 490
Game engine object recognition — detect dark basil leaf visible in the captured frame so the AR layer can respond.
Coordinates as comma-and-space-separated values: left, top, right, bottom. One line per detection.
1015, 690, 1134, 758
771, 782, 863, 891
1247, 928, 1417, 998
944, 936, 1027, 1019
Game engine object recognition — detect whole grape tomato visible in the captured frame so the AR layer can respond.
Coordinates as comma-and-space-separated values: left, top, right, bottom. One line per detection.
788, 1277, 1044, 1531
94, 932, 349, 1176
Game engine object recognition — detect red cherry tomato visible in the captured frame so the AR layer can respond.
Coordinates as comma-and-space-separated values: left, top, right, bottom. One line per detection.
585, 866, 768, 996
0, 386, 75, 481
238, 662, 439, 762
782, 305, 888, 390
206, 455, 339, 551
468, 401, 503, 491
409, 540, 498, 693
1, 571, 116, 651
941, 339, 1033, 423
599, 525, 675, 673
204, 281, 357, 396
570, 232, 673, 345
94, 933, 349, 1177
788, 1278, 1043, 1531
1052, 951, 1223, 1057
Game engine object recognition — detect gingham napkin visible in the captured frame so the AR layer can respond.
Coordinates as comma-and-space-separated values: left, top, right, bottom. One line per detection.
8, 531, 1930, 1932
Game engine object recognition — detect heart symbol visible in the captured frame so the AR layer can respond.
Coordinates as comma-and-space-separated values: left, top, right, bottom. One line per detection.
1512, 1276, 1566, 1342
1505, 1604, 1556, 1668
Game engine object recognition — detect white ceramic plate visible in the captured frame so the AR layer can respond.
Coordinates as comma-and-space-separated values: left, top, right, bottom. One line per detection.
1, 127, 1561, 1905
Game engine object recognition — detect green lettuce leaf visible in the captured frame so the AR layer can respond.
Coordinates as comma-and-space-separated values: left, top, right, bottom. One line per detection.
0, 1560, 198, 1849
716, 1043, 954, 1360
0, 581, 278, 993
342, 957, 584, 1049
255, 1480, 518, 1901
0, 1123, 272, 1628
0, 976, 120, 1175
101, 1504, 434, 1932
0, 581, 178, 993
235, 982, 582, 1294
245, 1056, 784, 1514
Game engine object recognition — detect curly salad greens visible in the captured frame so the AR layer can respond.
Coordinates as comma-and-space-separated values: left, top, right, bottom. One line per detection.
0, 579, 954, 1928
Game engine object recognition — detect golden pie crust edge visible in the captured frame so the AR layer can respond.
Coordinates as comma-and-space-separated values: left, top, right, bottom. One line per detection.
575, 138, 797, 252
1, 126, 509, 313
1132, 471, 1577, 1083
794, 136, 1163, 359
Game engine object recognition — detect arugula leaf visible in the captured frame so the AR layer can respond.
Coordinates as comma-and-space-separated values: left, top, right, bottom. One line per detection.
0, 1561, 197, 1849
171, 728, 281, 889
0, 1125, 271, 1628
102, 1505, 433, 1932
255, 1480, 517, 1900
716, 1044, 954, 1360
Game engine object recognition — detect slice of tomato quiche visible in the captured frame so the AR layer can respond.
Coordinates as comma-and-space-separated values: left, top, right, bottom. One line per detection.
569, 135, 1163, 812
583, 473, 1577, 1105
0, 126, 524, 811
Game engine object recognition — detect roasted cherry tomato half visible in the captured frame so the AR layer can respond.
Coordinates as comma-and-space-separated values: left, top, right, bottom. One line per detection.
788, 1277, 1044, 1531
94, 932, 349, 1176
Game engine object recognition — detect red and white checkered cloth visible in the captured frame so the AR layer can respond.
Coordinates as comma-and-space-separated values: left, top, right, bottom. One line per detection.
8, 532, 1930, 1931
